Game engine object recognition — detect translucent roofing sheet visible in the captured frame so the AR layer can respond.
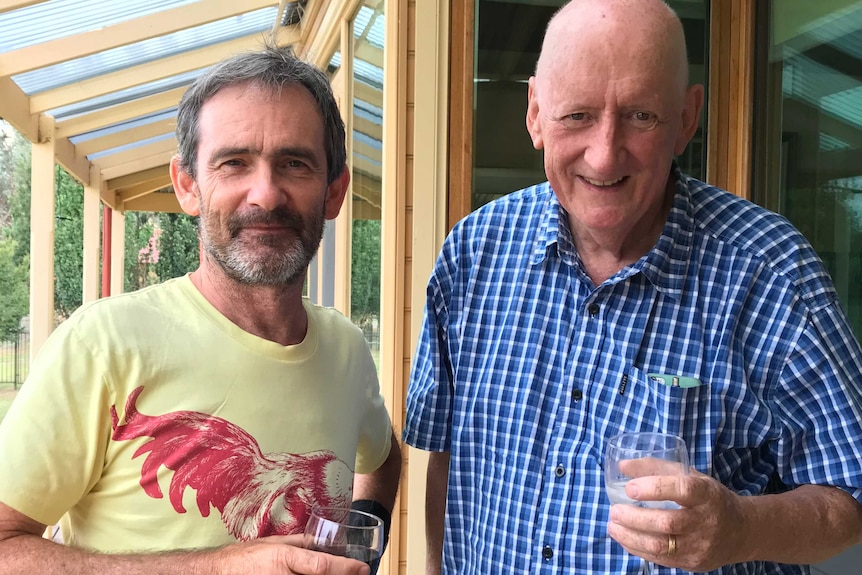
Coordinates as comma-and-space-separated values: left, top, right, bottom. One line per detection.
70, 109, 177, 144
13, 7, 278, 94
48, 69, 205, 119
355, 5, 385, 49
88, 132, 175, 161
783, 54, 862, 131
0, 0, 198, 52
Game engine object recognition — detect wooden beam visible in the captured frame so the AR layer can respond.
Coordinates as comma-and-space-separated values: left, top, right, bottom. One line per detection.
706, 0, 755, 198
124, 192, 183, 213
117, 176, 173, 203
0, 0, 279, 77
0, 76, 38, 141
0, 0, 47, 12
31, 34, 271, 113
355, 81, 382, 107
76, 118, 175, 157
448, 0, 475, 225
99, 152, 173, 180
56, 87, 186, 139
107, 166, 169, 191
93, 137, 176, 170
305, 0, 363, 69
355, 42, 383, 69
54, 135, 90, 185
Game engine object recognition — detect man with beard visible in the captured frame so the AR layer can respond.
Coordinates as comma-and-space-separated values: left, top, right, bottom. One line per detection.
0, 44, 400, 575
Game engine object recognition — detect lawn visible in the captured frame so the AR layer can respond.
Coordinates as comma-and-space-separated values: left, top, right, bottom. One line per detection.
0, 343, 27, 423
0, 385, 17, 424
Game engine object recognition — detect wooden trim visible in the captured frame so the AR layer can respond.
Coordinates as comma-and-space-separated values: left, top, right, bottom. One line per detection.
407, 0, 449, 570
379, 0, 409, 573
447, 0, 474, 228
333, 19, 354, 317
706, 0, 755, 198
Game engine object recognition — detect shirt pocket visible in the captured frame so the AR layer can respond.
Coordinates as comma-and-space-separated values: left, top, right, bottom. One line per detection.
599, 365, 708, 442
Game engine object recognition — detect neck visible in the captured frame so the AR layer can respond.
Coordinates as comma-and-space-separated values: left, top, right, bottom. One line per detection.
574, 179, 675, 286
189, 265, 308, 346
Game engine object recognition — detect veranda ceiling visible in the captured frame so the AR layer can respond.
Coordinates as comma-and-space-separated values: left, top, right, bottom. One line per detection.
0, 0, 326, 213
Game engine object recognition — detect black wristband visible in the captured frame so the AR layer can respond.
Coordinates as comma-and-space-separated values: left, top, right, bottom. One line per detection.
350, 498, 392, 554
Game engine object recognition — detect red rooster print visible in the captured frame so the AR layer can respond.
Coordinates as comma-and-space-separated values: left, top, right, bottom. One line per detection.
110, 386, 353, 540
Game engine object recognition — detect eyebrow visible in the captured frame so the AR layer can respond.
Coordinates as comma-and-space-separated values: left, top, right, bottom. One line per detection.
209, 146, 322, 166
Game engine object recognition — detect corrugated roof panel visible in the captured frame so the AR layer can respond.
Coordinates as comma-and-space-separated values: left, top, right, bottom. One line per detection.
355, 5, 384, 49
808, 6, 862, 60
13, 7, 277, 94
70, 109, 177, 144
0, 0, 197, 53
783, 54, 862, 131
48, 69, 204, 119
822, 87, 862, 131
820, 133, 851, 152
87, 132, 175, 161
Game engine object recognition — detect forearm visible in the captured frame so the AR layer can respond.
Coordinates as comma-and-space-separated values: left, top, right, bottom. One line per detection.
739, 485, 862, 564
0, 534, 217, 575
425, 451, 449, 575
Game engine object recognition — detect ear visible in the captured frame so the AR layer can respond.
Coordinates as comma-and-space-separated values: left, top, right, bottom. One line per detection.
323, 166, 351, 220
674, 84, 705, 155
525, 76, 544, 151
170, 155, 201, 216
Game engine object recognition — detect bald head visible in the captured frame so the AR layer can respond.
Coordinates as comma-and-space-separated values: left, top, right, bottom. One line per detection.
536, 0, 690, 98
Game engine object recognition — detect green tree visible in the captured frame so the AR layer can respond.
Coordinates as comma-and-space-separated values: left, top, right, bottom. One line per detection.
124, 211, 156, 292
7, 130, 31, 264
155, 212, 199, 280
351, 219, 381, 322
53, 165, 84, 318
0, 238, 28, 338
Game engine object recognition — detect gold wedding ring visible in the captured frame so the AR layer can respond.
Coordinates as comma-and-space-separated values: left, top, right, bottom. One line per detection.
667, 534, 677, 556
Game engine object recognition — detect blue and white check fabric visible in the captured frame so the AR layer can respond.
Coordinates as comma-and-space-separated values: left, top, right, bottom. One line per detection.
403, 166, 862, 574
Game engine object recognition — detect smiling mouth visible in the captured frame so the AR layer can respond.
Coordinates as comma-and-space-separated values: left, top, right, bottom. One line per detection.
582, 176, 627, 187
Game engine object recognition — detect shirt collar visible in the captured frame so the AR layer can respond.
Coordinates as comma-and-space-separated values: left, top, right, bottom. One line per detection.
529, 164, 695, 300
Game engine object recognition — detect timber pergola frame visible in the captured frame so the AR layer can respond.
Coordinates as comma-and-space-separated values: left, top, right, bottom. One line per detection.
0, 0, 370, 356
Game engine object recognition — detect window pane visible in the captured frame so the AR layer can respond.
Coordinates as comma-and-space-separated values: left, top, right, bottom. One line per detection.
471, 0, 709, 211
754, 0, 862, 335
351, 0, 384, 368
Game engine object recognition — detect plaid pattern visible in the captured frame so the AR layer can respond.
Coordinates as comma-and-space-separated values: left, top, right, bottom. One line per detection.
403, 167, 862, 574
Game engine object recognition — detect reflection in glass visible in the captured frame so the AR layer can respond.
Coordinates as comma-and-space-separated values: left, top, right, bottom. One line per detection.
754, 1, 862, 336
470, 0, 709, 210
352, 1, 384, 368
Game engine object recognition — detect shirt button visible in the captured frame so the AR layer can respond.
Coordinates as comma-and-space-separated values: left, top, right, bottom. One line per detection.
542, 545, 554, 559
571, 389, 583, 401
588, 303, 600, 317
554, 465, 565, 477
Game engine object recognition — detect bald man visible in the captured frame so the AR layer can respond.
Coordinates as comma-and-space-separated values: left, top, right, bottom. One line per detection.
403, 0, 862, 573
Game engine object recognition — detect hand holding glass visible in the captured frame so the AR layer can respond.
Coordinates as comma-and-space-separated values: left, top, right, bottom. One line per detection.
303, 506, 383, 573
605, 432, 690, 574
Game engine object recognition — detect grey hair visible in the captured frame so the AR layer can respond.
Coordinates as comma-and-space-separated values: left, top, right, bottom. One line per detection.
175, 43, 346, 184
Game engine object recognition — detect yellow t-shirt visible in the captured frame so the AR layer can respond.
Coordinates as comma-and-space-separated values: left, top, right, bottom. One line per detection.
0, 275, 392, 552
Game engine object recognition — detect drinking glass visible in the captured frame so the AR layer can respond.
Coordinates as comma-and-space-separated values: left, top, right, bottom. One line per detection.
303, 506, 384, 573
605, 431, 690, 575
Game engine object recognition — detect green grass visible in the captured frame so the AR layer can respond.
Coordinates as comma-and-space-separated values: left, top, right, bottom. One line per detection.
0, 341, 27, 424
0, 384, 18, 424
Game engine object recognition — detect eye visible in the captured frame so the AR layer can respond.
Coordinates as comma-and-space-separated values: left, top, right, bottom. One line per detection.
627, 111, 659, 130
567, 112, 588, 122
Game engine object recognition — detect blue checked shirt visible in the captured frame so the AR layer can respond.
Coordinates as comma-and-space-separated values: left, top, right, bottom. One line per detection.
403, 167, 862, 574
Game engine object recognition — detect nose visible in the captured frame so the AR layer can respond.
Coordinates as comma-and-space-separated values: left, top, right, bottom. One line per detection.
583, 114, 626, 175
245, 164, 286, 211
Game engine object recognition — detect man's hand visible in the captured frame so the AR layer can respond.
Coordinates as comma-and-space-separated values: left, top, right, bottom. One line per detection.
209, 535, 371, 575
606, 470, 749, 572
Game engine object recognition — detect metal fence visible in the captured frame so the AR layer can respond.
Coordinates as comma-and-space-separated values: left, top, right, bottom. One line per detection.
0, 330, 29, 390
